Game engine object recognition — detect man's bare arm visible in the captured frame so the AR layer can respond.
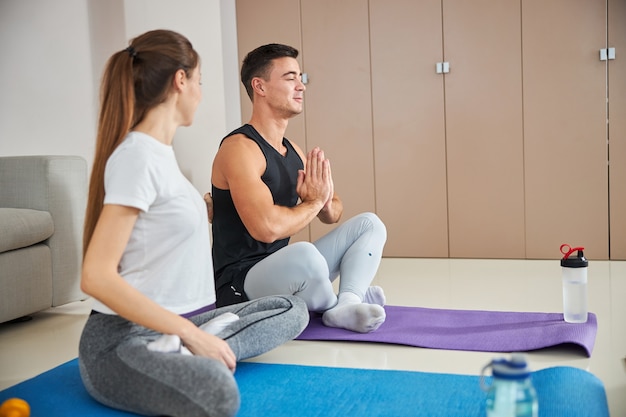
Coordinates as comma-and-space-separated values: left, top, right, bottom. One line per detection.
212, 136, 331, 243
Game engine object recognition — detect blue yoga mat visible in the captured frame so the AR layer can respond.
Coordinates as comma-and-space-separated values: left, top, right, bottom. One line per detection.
0, 359, 608, 417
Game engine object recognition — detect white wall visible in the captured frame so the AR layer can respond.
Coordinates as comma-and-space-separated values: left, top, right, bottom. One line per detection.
0, 0, 96, 163
0, 0, 241, 195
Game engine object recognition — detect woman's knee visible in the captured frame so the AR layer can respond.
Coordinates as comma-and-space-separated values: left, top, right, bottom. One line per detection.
205, 378, 240, 417
282, 295, 310, 331
189, 365, 240, 417
247, 295, 310, 335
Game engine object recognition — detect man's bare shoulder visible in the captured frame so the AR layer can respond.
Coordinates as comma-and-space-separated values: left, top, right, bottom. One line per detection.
213, 133, 265, 184
216, 133, 261, 160
220, 132, 255, 149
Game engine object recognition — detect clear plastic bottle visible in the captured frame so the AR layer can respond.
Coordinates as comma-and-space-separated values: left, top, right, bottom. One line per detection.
560, 244, 588, 323
481, 353, 538, 417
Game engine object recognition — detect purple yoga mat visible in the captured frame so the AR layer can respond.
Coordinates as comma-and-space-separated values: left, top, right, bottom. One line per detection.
296, 305, 597, 357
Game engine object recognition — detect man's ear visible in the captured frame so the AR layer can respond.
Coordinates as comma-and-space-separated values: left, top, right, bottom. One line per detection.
251, 77, 265, 96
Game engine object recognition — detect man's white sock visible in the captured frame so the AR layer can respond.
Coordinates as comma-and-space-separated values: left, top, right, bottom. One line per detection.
363, 286, 386, 306
322, 292, 386, 333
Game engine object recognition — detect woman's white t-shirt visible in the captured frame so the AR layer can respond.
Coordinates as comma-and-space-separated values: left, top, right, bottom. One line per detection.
91, 131, 216, 315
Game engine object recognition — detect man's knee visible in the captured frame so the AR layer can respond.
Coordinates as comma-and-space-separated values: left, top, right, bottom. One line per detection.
289, 241, 329, 278
356, 212, 387, 241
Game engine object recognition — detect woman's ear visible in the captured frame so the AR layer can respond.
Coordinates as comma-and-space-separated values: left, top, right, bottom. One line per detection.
173, 68, 187, 92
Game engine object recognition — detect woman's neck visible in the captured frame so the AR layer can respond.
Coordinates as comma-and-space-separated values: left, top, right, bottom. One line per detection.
134, 102, 178, 145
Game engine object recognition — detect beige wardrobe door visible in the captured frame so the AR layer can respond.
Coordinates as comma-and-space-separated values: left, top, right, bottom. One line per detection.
235, 0, 310, 243
235, 0, 305, 143
300, 0, 376, 242
444, 0, 526, 258
609, 0, 626, 259
523, 0, 608, 260
370, 0, 449, 257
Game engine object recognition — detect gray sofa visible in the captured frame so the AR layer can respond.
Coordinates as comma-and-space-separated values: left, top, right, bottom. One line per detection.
0, 156, 88, 323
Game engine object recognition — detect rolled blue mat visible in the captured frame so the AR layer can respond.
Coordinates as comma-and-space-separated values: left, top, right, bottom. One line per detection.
236, 362, 609, 417
0, 360, 609, 417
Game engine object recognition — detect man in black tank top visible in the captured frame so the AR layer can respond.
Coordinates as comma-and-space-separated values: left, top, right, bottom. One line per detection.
209, 44, 387, 333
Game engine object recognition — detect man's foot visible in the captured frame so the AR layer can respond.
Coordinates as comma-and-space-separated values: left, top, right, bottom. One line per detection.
363, 286, 386, 307
322, 293, 386, 333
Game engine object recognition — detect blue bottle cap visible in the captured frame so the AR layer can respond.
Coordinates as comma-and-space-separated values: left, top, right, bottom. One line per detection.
490, 353, 531, 380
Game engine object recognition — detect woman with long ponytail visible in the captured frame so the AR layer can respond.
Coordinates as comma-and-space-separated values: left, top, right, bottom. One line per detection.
79, 29, 308, 417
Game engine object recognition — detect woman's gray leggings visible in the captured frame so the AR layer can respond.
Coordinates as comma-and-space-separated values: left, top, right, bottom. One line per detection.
79, 295, 308, 417
244, 212, 387, 311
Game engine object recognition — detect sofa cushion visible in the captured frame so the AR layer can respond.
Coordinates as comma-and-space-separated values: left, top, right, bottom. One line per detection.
0, 244, 52, 323
0, 208, 54, 252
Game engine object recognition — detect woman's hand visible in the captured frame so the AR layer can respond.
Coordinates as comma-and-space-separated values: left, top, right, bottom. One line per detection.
182, 327, 237, 372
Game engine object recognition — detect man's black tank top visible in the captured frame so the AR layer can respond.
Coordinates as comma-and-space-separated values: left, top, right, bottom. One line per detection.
211, 124, 304, 306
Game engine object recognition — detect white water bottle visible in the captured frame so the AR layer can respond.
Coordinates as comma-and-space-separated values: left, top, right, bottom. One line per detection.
560, 244, 588, 323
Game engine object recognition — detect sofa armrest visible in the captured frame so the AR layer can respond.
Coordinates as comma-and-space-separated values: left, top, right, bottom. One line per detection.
0, 155, 88, 306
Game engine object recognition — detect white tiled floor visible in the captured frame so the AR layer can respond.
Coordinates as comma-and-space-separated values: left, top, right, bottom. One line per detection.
1, 258, 624, 415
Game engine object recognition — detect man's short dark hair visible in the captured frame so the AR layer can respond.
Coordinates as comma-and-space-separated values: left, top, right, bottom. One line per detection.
241, 43, 299, 101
